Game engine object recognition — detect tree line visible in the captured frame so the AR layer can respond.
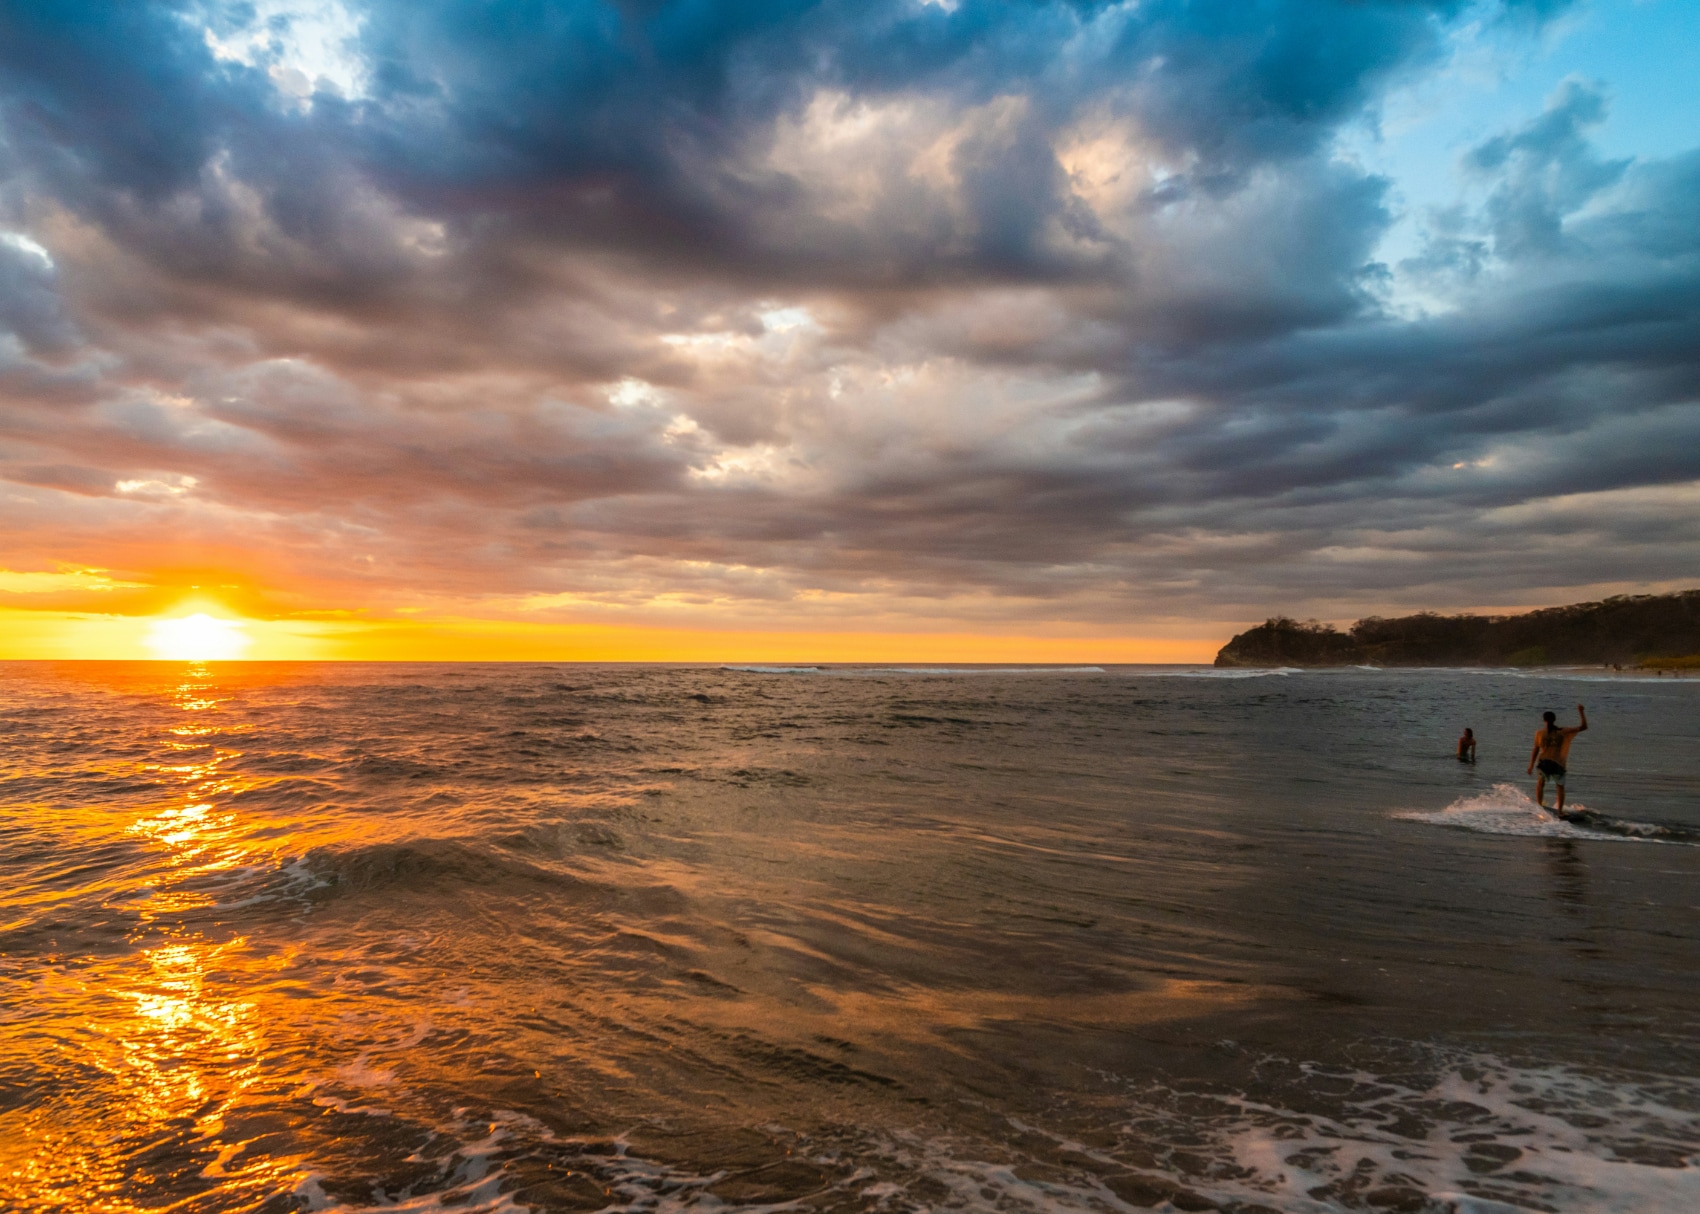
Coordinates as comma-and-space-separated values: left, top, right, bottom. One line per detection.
1214, 589, 1700, 668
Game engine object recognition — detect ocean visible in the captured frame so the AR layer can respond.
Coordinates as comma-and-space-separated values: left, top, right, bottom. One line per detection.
2, 661, 1697, 1213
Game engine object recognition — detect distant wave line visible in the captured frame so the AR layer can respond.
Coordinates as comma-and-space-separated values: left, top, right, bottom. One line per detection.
719, 664, 1110, 676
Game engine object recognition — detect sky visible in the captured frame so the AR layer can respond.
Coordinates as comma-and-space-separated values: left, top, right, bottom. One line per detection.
1, 0, 1697, 660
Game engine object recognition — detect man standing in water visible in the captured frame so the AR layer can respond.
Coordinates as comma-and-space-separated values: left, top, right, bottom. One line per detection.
1528, 704, 1587, 813
1456, 728, 1476, 762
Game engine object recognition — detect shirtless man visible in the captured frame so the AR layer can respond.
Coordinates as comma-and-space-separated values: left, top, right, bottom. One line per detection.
1456, 728, 1476, 763
1528, 704, 1587, 813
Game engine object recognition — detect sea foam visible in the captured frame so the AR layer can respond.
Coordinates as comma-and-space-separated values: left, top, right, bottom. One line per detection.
1395, 782, 1697, 843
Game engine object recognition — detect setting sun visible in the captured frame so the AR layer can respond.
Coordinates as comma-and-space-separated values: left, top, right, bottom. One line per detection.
144, 613, 252, 662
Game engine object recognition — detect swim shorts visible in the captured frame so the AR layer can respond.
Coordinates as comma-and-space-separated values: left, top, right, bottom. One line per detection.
1536, 758, 1566, 785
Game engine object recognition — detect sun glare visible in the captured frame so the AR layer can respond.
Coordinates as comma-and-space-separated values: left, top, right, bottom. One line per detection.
145, 614, 252, 661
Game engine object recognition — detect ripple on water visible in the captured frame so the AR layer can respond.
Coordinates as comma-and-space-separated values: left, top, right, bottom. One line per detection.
2, 662, 1698, 1212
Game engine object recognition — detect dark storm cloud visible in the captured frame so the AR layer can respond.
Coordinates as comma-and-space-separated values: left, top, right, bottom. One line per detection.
1, 0, 1695, 632
347, 0, 1456, 281
2, 0, 1466, 291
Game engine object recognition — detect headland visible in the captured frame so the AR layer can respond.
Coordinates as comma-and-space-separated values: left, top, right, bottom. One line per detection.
1215, 589, 1700, 669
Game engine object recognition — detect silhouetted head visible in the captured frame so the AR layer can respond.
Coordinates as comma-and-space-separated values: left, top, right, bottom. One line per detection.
1463, 728, 1473, 738
1542, 711, 1557, 724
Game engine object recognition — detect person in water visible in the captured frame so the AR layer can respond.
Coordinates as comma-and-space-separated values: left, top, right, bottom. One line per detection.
1528, 704, 1587, 813
1456, 728, 1476, 762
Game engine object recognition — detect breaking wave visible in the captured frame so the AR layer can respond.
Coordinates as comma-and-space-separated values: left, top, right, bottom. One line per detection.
1396, 783, 1700, 843
292, 1050, 1700, 1213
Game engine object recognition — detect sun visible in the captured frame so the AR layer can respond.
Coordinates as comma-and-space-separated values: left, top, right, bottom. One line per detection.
144, 613, 252, 661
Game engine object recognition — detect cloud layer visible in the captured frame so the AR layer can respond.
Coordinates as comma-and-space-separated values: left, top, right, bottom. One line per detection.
2, 0, 1697, 639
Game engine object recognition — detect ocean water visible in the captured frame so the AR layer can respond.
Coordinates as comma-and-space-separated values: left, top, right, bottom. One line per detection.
2, 661, 1698, 1214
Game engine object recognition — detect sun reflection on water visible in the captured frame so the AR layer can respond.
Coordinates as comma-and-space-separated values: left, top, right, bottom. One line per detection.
121, 669, 259, 894
115, 938, 259, 1122
0, 934, 299, 1212
0, 664, 312, 1210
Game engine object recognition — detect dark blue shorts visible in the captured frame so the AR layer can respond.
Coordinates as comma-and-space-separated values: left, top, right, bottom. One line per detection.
1536, 758, 1566, 785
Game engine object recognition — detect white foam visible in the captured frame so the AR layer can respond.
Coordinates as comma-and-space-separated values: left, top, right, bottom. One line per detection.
1454, 668, 1700, 684
1396, 782, 1597, 839
1099, 1053, 1700, 1214
1141, 666, 1298, 678
720, 665, 1108, 676
212, 854, 331, 909
871, 666, 1106, 675
301, 1111, 536, 1213
809, 1051, 1700, 1213
1395, 783, 1675, 843
281, 1055, 1700, 1214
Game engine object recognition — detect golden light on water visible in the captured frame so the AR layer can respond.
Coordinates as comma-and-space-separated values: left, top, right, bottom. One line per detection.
0, 665, 299, 1210
144, 613, 252, 661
